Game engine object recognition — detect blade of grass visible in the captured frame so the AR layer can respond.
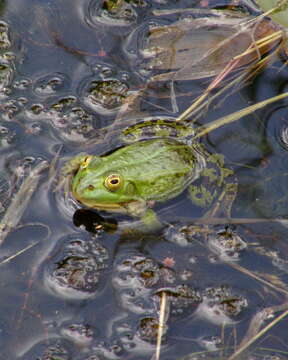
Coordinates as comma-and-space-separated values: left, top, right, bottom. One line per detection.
193, 92, 288, 139
189, 38, 284, 122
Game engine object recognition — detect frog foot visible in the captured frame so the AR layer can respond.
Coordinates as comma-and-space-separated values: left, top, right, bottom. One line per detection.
140, 209, 162, 231
61, 153, 89, 177
56, 153, 89, 193
204, 181, 238, 219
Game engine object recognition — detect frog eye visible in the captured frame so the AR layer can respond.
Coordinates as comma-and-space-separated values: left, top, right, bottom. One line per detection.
104, 174, 123, 191
81, 156, 92, 169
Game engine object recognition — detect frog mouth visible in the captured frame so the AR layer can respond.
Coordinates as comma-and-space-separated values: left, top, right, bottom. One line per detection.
73, 195, 130, 213
87, 201, 126, 212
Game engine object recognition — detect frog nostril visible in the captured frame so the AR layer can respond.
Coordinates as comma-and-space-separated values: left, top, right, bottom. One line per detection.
87, 185, 95, 191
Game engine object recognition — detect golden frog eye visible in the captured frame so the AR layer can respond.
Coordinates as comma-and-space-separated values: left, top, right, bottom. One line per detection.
81, 156, 92, 169
104, 174, 123, 191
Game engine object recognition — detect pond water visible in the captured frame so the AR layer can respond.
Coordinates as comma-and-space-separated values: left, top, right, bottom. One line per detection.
1, 0, 288, 359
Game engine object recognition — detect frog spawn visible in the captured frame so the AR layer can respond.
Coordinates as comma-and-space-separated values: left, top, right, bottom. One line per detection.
22, 339, 104, 360
60, 323, 94, 347
21, 339, 71, 360
87, 0, 147, 27
135, 284, 202, 343
19, 321, 119, 360
33, 73, 68, 97
0, 125, 16, 147
0, 22, 15, 94
112, 255, 176, 313
0, 57, 14, 92
44, 234, 108, 299
21, 338, 121, 360
3, 70, 100, 144
197, 285, 248, 326
27, 96, 97, 143
84, 79, 129, 114
0, 173, 11, 216
48, 101, 96, 143
208, 226, 247, 261
110, 252, 250, 352
112, 254, 202, 344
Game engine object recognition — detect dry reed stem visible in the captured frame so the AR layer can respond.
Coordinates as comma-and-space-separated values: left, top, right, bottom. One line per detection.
176, 29, 283, 123
154, 291, 168, 360
228, 262, 288, 296
0, 242, 38, 265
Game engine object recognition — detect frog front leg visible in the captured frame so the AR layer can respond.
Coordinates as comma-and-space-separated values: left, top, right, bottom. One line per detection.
124, 201, 162, 231
57, 153, 91, 195
140, 208, 162, 230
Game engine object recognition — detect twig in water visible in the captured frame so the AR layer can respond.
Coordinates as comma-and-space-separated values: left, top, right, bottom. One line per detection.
0, 241, 38, 265
0, 161, 49, 246
152, 291, 169, 360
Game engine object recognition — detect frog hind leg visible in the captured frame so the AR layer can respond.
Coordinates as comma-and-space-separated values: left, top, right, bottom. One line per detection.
188, 156, 238, 219
204, 171, 238, 219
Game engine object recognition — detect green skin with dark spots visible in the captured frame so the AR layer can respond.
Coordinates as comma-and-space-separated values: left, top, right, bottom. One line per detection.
65, 121, 237, 227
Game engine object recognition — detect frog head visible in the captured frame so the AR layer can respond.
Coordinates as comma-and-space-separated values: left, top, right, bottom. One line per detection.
71, 155, 141, 213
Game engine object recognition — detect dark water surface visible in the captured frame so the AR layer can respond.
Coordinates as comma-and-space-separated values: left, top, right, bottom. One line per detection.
0, 0, 288, 359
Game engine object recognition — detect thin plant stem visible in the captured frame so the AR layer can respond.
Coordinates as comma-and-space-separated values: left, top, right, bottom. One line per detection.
228, 308, 288, 360
193, 93, 288, 139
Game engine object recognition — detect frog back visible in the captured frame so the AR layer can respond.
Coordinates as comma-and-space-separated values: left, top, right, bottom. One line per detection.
102, 138, 205, 202
120, 118, 194, 144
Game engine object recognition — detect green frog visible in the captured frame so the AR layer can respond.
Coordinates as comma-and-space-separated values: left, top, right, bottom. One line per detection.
62, 120, 237, 229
